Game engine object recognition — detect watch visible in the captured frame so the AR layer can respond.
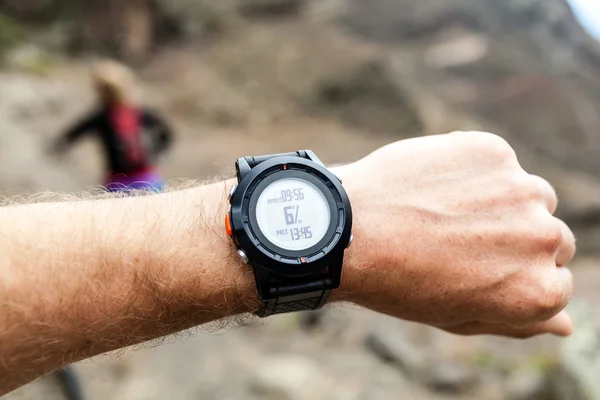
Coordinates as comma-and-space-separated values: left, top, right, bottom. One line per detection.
225, 150, 353, 317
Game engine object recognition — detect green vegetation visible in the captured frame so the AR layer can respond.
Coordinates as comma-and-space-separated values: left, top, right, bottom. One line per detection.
471, 350, 558, 378
527, 354, 558, 374
17, 50, 57, 75
472, 351, 512, 372
0, 14, 25, 57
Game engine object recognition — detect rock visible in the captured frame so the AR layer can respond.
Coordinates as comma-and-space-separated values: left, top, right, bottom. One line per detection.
250, 355, 330, 400
548, 301, 600, 400
298, 310, 325, 330
156, 0, 238, 38
5, 44, 56, 74
505, 369, 549, 400
425, 362, 479, 395
364, 331, 426, 379
53, 366, 87, 400
313, 61, 423, 135
237, 0, 306, 17
2, 372, 66, 400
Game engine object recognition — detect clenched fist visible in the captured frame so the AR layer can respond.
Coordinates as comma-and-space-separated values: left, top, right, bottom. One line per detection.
334, 131, 575, 338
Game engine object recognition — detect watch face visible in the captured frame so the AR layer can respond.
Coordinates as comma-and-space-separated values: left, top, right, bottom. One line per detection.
255, 177, 331, 251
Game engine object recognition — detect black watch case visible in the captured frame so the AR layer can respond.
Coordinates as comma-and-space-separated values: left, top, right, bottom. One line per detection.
228, 155, 353, 297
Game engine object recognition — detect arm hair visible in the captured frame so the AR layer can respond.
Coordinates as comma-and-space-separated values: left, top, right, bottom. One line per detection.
0, 178, 260, 394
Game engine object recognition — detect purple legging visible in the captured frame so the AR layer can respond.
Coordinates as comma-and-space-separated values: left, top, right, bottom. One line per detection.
106, 169, 164, 192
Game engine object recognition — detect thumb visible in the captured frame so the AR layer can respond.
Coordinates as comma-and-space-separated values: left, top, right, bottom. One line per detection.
532, 309, 574, 337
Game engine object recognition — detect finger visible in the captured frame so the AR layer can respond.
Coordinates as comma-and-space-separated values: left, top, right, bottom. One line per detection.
514, 266, 574, 326
553, 266, 575, 311
555, 218, 576, 266
442, 310, 573, 338
531, 174, 558, 214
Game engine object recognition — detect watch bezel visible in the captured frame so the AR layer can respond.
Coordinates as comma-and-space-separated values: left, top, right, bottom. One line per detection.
229, 156, 352, 277
249, 171, 338, 256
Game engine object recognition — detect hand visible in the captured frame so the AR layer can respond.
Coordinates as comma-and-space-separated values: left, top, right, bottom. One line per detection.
334, 132, 576, 338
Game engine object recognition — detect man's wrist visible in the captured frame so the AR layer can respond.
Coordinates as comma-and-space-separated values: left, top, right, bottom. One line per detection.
161, 181, 261, 319
327, 165, 374, 306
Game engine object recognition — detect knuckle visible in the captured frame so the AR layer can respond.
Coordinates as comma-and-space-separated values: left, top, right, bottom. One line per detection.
526, 176, 548, 202
465, 131, 516, 161
499, 173, 543, 207
509, 173, 540, 199
525, 277, 565, 320
532, 175, 557, 199
534, 219, 563, 253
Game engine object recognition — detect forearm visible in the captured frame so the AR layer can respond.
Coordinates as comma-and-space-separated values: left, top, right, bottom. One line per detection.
0, 181, 257, 393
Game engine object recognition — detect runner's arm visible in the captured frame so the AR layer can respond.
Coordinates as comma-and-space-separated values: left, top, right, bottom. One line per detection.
142, 109, 173, 154
52, 114, 101, 154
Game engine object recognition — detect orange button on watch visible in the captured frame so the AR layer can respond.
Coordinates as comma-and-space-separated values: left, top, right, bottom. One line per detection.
225, 213, 233, 237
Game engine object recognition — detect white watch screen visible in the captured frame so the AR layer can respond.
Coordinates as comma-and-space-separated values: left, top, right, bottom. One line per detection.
255, 177, 331, 251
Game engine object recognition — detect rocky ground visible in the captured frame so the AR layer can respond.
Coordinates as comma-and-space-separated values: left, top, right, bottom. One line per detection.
3, 0, 600, 398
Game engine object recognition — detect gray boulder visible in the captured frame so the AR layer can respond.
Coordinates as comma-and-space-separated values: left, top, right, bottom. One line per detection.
549, 301, 600, 400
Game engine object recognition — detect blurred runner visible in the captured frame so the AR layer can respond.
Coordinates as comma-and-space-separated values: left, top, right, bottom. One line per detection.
52, 60, 173, 192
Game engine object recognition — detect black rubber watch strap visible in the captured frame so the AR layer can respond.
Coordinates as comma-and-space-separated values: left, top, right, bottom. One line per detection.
258, 279, 331, 317
236, 150, 325, 182
243, 151, 304, 168
260, 292, 329, 317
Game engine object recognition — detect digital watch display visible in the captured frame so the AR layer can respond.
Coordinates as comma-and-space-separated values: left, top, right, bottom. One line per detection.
255, 177, 331, 251
225, 150, 353, 317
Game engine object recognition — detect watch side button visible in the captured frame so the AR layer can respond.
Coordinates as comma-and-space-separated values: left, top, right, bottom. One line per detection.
237, 249, 249, 264
346, 233, 353, 248
225, 214, 233, 237
228, 185, 238, 202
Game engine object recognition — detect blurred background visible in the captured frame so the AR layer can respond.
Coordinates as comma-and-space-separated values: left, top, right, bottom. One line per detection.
2, 0, 600, 399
